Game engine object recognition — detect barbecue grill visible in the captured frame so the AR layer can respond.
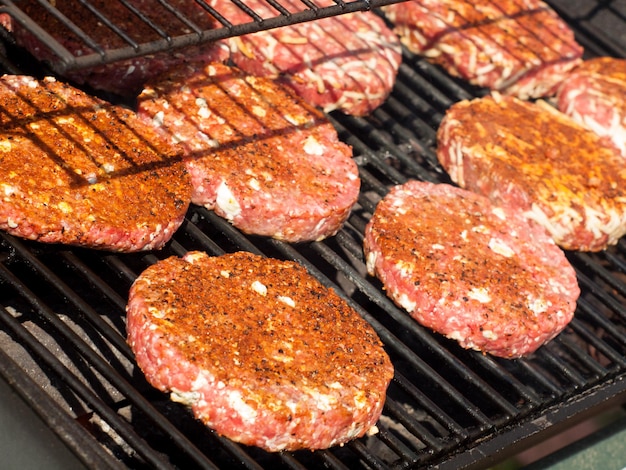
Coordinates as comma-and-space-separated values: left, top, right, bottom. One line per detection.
1, 1, 626, 469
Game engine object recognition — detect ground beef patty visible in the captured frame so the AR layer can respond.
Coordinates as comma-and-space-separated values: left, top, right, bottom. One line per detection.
137, 62, 359, 242
11, 0, 229, 97
557, 57, 626, 157
207, 0, 401, 116
437, 93, 626, 252
0, 75, 191, 251
364, 181, 579, 358
381, 0, 582, 99
126, 250, 393, 452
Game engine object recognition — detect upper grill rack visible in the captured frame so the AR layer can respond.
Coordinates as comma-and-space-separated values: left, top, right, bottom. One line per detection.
0, 0, 406, 74
1, 1, 626, 469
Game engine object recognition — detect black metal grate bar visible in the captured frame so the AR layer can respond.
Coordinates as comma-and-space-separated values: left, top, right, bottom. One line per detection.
0, 343, 123, 469
0, 0, 410, 73
0, 253, 229, 469
0, 270, 178, 469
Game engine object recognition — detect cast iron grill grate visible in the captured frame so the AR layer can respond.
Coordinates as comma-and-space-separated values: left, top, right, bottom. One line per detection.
0, 0, 408, 73
0, 1, 626, 469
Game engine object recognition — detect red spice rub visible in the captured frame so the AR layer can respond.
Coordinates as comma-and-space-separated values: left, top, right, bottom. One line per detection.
126, 251, 393, 451
137, 62, 359, 242
437, 93, 626, 251
0, 75, 191, 251
364, 180, 579, 358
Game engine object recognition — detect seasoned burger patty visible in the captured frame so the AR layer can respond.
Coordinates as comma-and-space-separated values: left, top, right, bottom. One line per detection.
126, 251, 394, 452
381, 0, 582, 99
12, 0, 229, 97
364, 181, 579, 358
0, 75, 191, 251
208, 0, 401, 115
557, 57, 626, 156
437, 93, 626, 252
137, 62, 359, 242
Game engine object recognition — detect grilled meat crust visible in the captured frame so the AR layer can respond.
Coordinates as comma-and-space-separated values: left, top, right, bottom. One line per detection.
137, 62, 359, 242
0, 75, 191, 251
437, 93, 626, 252
12, 0, 229, 96
381, 0, 582, 99
364, 181, 579, 358
208, 0, 402, 116
126, 251, 393, 452
557, 57, 626, 156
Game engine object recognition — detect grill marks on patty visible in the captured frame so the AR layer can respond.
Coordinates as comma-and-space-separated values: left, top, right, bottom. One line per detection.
138, 62, 360, 242
437, 93, 626, 251
364, 180, 579, 358
219, 0, 402, 116
126, 251, 393, 452
381, 0, 582, 99
0, 75, 191, 251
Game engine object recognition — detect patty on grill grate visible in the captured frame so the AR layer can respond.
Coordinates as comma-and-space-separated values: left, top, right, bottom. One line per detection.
381, 0, 583, 99
364, 180, 579, 358
437, 93, 626, 252
557, 57, 626, 157
207, 0, 402, 116
126, 251, 394, 452
137, 62, 360, 242
10, 0, 230, 97
0, 75, 191, 251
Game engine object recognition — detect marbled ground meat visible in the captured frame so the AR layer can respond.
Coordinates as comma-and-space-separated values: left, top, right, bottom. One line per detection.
381, 0, 582, 99
0, 75, 191, 251
437, 93, 626, 252
126, 251, 393, 452
557, 57, 626, 157
364, 180, 579, 358
137, 62, 359, 242
206, 0, 402, 116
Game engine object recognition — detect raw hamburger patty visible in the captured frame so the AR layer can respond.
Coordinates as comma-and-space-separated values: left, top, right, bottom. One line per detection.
126, 250, 394, 452
557, 57, 626, 156
364, 180, 579, 358
0, 75, 191, 251
11, 0, 229, 97
208, 0, 402, 115
381, 0, 582, 99
437, 93, 626, 252
137, 62, 359, 242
